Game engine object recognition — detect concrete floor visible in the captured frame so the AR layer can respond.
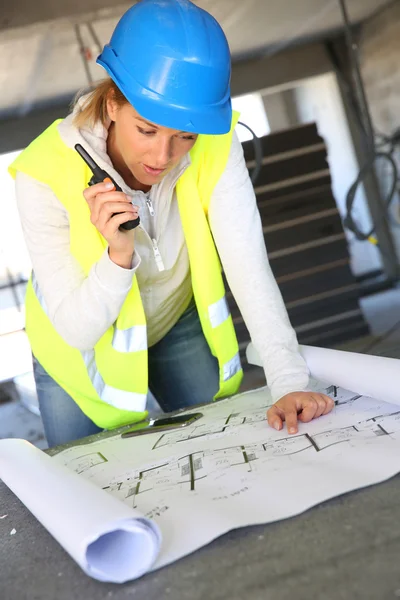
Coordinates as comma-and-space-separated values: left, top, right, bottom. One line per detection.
1, 285, 400, 449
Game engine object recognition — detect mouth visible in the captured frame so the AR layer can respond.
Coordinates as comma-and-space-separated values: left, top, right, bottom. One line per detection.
142, 164, 166, 177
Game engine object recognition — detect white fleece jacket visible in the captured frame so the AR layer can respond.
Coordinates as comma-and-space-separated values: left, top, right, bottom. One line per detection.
15, 102, 309, 401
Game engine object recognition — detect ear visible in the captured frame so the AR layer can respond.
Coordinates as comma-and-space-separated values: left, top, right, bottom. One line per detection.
106, 91, 118, 122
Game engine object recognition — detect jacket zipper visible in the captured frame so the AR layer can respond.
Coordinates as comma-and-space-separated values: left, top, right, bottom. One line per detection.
138, 160, 189, 273
151, 238, 165, 272
145, 196, 155, 217
144, 194, 165, 272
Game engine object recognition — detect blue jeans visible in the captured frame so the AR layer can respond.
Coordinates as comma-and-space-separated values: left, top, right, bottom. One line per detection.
33, 300, 220, 447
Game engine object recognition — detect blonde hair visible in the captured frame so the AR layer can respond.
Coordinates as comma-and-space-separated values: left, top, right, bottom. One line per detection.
72, 78, 128, 129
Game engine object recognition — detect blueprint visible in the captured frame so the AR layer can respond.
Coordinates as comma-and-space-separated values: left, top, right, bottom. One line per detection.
51, 379, 400, 572
3, 343, 400, 582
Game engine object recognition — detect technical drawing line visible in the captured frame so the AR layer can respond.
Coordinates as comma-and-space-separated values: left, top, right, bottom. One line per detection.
189, 454, 195, 491
305, 433, 320, 452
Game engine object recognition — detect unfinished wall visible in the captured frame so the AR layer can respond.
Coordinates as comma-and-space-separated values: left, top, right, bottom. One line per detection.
358, 0, 400, 267
359, 0, 400, 139
293, 73, 382, 276
261, 90, 299, 133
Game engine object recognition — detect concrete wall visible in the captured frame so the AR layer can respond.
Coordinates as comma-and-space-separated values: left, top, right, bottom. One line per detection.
262, 90, 299, 133
0, 103, 72, 154
293, 73, 382, 276
231, 42, 332, 98
359, 0, 400, 141
358, 0, 400, 266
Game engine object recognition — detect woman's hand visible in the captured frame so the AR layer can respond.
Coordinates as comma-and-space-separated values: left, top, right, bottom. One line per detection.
267, 391, 334, 434
83, 181, 139, 268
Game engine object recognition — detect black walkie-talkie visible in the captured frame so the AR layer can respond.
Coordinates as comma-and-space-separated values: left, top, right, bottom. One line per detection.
75, 143, 140, 230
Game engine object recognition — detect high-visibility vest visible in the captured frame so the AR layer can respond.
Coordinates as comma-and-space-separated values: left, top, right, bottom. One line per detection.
9, 114, 243, 429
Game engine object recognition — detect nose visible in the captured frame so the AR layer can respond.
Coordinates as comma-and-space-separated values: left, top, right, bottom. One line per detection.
152, 136, 172, 168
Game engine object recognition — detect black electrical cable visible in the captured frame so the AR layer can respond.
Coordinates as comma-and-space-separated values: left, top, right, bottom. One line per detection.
343, 151, 399, 243
326, 42, 400, 258
237, 121, 262, 186
334, 0, 400, 263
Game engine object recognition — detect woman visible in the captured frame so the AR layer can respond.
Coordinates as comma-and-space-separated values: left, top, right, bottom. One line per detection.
11, 0, 333, 447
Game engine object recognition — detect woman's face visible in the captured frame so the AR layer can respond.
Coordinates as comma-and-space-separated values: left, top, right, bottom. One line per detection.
107, 96, 198, 188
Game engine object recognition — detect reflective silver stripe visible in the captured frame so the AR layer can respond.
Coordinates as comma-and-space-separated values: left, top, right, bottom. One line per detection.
31, 272, 48, 314
32, 273, 146, 411
100, 385, 147, 411
82, 350, 147, 412
112, 324, 147, 353
208, 296, 230, 329
223, 352, 242, 382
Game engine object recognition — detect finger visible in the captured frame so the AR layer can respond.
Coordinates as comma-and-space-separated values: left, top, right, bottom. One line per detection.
88, 194, 133, 225
83, 181, 115, 200
97, 206, 138, 233
312, 394, 328, 419
321, 394, 335, 415
298, 398, 318, 423
93, 193, 133, 210
283, 409, 298, 434
105, 211, 139, 235
100, 201, 138, 218
85, 190, 132, 216
312, 393, 334, 418
267, 406, 283, 431
101, 192, 134, 204
96, 202, 137, 228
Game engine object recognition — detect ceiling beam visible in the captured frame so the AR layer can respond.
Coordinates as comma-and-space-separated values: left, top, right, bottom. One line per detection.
0, 39, 333, 154
231, 42, 332, 97
0, 1, 133, 33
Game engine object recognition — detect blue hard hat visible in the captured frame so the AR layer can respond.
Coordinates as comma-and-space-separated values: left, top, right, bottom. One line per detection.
97, 0, 232, 135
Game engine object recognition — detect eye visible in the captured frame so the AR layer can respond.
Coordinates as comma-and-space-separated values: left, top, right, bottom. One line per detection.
137, 127, 156, 136
179, 134, 196, 141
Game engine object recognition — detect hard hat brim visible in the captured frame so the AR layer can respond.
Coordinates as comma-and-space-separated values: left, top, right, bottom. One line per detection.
97, 50, 232, 136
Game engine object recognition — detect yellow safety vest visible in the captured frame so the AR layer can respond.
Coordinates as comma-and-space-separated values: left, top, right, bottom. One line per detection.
9, 114, 243, 429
